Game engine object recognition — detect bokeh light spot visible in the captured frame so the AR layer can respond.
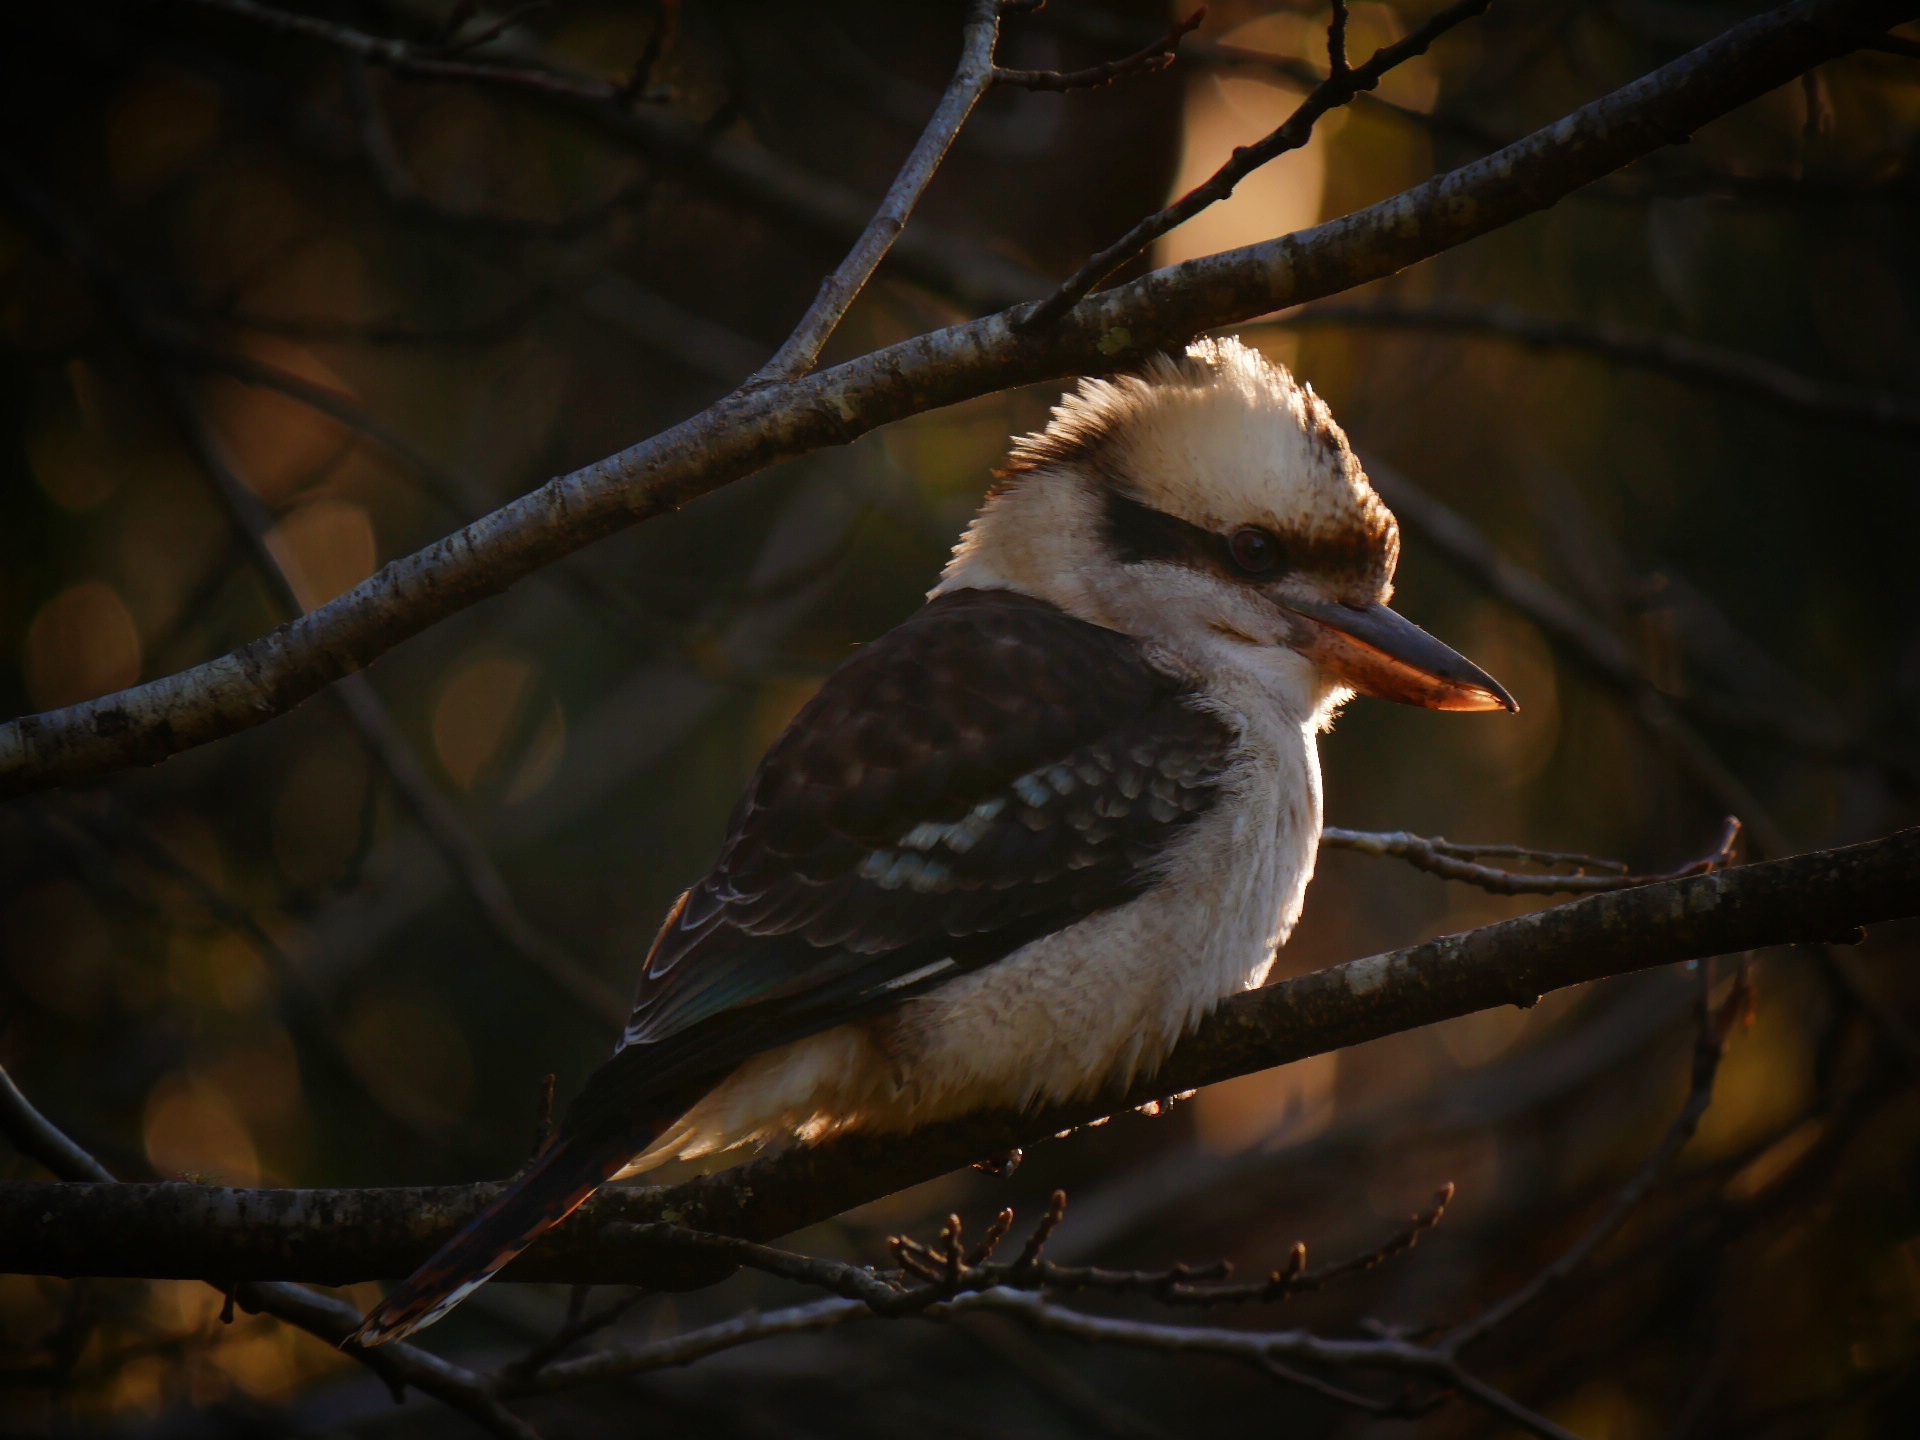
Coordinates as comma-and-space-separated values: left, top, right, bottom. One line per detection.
264, 498, 377, 611
23, 580, 142, 709
432, 649, 539, 791
143, 1073, 260, 1185
341, 985, 475, 1130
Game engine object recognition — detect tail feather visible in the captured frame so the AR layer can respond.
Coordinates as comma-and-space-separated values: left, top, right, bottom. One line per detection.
349, 1134, 626, 1347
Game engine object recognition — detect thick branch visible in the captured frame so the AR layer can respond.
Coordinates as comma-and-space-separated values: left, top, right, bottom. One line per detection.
3, 829, 1913, 1284
3, 0, 1912, 800
0, 1052, 542, 1439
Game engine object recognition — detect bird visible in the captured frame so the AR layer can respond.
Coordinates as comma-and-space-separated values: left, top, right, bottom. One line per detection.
349, 335, 1514, 1346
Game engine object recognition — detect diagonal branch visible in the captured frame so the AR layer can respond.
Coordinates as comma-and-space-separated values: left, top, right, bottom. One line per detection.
1, 829, 1912, 1287
1441, 961, 1747, 1353
1016, 0, 1496, 329
746, 1, 1002, 388
1321, 818, 1741, 895
2, 0, 1912, 802
0, 156, 628, 1027
992, 7, 1206, 91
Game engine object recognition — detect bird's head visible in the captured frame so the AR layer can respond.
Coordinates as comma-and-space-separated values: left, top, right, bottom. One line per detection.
935, 335, 1515, 727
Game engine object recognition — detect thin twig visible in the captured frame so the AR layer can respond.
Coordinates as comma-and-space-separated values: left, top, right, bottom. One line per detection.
1443, 960, 1748, 1352
182, 0, 620, 104
622, 1179, 1448, 1317
1019, 0, 1496, 328
992, 7, 1205, 91
1321, 819, 1741, 896
0, 1062, 542, 1440
502, 1297, 869, 1393
745, 0, 1001, 387
963, 1290, 1583, 1440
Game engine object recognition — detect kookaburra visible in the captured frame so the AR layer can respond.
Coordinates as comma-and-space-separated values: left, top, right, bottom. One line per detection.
352, 336, 1514, 1345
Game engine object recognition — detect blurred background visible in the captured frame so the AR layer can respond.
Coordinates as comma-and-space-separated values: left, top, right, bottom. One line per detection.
2, 1, 1918, 1435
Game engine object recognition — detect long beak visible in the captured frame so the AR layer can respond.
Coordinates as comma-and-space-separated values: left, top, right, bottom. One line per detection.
1285, 598, 1518, 713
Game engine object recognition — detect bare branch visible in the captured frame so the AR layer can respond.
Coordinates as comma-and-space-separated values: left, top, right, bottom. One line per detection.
958, 1290, 1582, 1440
0, 1064, 114, 1185
0, 159, 629, 1028
504, 1297, 869, 1393
1018, 0, 1496, 328
992, 7, 1206, 91
1321, 818, 1741, 896
746, 1, 1002, 388
180, 0, 1046, 312
1442, 962, 1748, 1351
1, 830, 1912, 1287
1271, 300, 1920, 440
180, 0, 622, 105
0, 1062, 543, 1440
5, 0, 1895, 802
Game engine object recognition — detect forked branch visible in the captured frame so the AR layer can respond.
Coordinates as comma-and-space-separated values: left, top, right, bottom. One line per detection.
1018, 0, 1496, 327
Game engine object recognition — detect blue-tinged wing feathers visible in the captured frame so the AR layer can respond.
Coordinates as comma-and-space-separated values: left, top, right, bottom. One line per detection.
562, 589, 1233, 1137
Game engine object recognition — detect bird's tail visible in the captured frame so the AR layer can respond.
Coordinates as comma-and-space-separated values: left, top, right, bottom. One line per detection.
349, 1130, 635, 1348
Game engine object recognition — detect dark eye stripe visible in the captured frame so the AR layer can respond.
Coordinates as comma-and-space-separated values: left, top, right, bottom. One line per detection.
1102, 486, 1387, 590
1105, 489, 1285, 582
1103, 487, 1207, 566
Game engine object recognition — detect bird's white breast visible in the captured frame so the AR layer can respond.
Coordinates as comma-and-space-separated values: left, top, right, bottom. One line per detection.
644, 690, 1323, 1166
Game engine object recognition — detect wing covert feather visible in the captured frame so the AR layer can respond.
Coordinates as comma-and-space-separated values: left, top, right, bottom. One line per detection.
617, 588, 1234, 1056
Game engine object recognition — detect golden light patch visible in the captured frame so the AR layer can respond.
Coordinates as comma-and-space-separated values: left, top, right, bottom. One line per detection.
264, 498, 377, 610
201, 338, 354, 505
1192, 1052, 1337, 1153
431, 647, 540, 791
341, 985, 475, 1130
23, 580, 142, 708
143, 1073, 260, 1185
1155, 14, 1326, 272
105, 66, 223, 199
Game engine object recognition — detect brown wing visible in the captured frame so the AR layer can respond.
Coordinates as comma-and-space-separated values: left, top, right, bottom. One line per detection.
563, 589, 1234, 1130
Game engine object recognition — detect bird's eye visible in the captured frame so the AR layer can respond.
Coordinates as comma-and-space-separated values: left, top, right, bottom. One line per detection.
1228, 527, 1284, 575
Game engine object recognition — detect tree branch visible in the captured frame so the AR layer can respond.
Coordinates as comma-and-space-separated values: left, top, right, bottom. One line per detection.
178, 0, 1047, 312
0, 1059, 544, 1440
950, 1291, 1581, 1440
746, 1, 1001, 387
0, 155, 628, 1027
992, 7, 1205, 92
2, 0, 1911, 801
2, 829, 1912, 1285
1016, 0, 1495, 328
1321, 818, 1740, 896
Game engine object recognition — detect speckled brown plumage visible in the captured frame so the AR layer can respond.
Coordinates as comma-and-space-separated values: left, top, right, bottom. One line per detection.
601, 589, 1233, 1084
